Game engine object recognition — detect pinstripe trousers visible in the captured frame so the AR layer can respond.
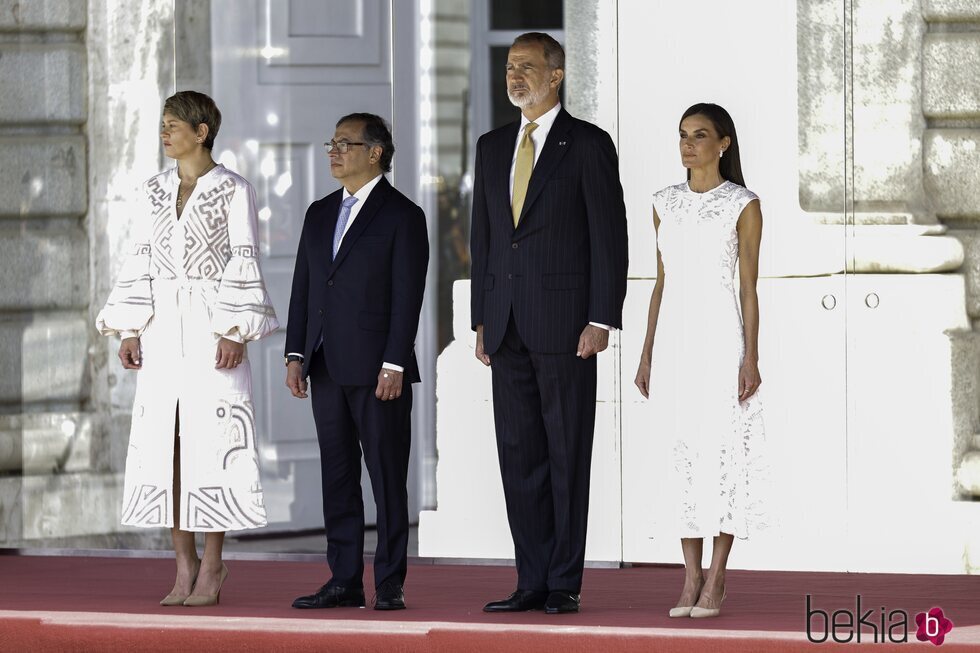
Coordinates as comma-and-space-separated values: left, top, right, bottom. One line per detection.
491, 313, 598, 593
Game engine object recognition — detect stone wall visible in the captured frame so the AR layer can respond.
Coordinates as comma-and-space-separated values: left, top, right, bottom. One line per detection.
921, 0, 980, 495
0, 0, 93, 544
0, 0, 184, 548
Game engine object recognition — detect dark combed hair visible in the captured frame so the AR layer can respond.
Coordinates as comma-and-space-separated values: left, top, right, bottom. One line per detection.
512, 32, 565, 70
680, 103, 745, 187
163, 91, 222, 150
336, 112, 395, 172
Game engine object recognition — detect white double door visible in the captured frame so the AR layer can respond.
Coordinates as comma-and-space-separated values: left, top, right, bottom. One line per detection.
209, 0, 427, 533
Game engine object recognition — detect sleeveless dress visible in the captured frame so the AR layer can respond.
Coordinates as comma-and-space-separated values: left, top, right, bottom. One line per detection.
96, 165, 279, 532
650, 180, 769, 540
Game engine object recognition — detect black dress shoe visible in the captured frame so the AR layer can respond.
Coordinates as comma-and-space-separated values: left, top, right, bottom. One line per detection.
373, 581, 406, 610
292, 583, 366, 609
545, 590, 580, 614
483, 589, 549, 612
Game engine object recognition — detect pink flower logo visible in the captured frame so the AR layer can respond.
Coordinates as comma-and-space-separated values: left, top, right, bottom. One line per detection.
915, 607, 954, 646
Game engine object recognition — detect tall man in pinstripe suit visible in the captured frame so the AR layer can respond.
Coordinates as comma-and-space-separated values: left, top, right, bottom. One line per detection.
471, 32, 628, 614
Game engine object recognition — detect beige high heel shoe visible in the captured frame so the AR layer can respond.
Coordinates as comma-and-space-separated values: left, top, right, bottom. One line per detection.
690, 589, 726, 618
668, 580, 704, 618
160, 562, 201, 606
183, 563, 228, 607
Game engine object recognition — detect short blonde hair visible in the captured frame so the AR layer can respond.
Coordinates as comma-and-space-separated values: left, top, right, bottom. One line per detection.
163, 91, 222, 150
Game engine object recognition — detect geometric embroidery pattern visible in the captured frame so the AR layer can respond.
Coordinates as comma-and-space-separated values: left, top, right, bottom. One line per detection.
147, 177, 178, 279
184, 178, 235, 279
121, 484, 168, 528
186, 486, 265, 531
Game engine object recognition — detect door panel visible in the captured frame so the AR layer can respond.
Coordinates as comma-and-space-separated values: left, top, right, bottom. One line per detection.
210, 0, 395, 532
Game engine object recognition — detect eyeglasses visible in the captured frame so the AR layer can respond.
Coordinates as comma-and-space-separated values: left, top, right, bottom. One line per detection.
323, 141, 367, 154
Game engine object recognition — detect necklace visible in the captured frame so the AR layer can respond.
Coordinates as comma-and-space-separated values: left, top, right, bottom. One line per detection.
176, 161, 216, 210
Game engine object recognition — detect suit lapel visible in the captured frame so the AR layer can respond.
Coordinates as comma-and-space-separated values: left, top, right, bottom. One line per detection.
517, 109, 573, 227
495, 122, 521, 224
318, 191, 342, 271
328, 176, 392, 274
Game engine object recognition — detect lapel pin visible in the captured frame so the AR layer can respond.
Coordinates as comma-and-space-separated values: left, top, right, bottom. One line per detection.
559, 141, 567, 146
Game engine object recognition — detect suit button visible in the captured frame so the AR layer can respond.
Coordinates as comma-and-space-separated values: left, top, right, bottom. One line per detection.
318, 309, 324, 316
507, 273, 513, 279
327, 280, 334, 286
512, 243, 518, 249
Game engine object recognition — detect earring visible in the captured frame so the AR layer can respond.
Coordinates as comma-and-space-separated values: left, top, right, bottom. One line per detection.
719, 150, 724, 158
197, 139, 203, 143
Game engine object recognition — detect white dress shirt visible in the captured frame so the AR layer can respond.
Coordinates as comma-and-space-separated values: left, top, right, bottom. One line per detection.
509, 103, 613, 333
288, 173, 404, 372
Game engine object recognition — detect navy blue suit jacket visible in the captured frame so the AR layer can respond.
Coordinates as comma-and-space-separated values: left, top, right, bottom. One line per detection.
285, 176, 429, 385
470, 108, 629, 354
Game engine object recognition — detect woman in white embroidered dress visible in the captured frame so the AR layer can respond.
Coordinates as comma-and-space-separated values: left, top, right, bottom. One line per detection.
634, 103, 767, 619
97, 91, 279, 606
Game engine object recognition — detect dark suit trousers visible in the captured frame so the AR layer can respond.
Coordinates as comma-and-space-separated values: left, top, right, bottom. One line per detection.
308, 348, 412, 590
491, 313, 598, 593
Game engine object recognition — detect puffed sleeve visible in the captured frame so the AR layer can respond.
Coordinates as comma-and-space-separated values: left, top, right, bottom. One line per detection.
211, 178, 280, 343
95, 188, 154, 339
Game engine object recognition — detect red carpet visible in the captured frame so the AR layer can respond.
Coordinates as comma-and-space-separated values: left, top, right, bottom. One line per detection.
1, 554, 978, 651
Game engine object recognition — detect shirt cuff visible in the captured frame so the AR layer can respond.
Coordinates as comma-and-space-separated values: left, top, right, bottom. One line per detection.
382, 362, 404, 373
286, 352, 304, 359
120, 330, 139, 340
589, 321, 617, 332
219, 329, 246, 344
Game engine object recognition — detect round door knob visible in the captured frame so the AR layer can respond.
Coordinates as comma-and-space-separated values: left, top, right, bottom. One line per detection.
865, 293, 880, 309
821, 294, 836, 310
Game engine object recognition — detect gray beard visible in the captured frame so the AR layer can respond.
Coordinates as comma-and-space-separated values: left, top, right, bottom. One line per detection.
508, 87, 544, 109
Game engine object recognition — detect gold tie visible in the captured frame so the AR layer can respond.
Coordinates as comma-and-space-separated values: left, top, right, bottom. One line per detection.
512, 122, 538, 227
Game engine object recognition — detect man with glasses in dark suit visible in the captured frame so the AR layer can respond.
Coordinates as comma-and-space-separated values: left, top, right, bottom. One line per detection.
285, 113, 428, 611
471, 32, 629, 615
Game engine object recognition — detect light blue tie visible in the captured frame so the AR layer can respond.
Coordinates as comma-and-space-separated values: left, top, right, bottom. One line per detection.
332, 195, 359, 259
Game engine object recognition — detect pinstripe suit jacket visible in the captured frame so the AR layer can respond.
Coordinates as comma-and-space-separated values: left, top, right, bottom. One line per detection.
470, 108, 629, 355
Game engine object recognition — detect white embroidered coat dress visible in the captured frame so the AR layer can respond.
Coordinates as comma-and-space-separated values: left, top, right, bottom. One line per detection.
650, 180, 769, 540
97, 165, 279, 532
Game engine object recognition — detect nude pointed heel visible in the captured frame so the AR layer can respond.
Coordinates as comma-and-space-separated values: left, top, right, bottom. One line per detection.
690, 589, 726, 618
669, 606, 695, 618
183, 564, 228, 607
160, 562, 200, 606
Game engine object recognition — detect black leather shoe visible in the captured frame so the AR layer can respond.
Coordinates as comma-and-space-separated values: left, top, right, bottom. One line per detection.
544, 590, 580, 614
292, 583, 365, 609
373, 581, 406, 610
483, 589, 549, 612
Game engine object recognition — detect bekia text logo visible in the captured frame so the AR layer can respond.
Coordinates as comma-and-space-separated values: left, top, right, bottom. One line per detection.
807, 595, 954, 645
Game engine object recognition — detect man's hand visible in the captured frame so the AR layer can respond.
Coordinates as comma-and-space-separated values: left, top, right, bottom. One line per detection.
119, 337, 142, 369
285, 361, 308, 399
215, 337, 246, 369
475, 325, 490, 366
375, 368, 404, 401
577, 324, 609, 359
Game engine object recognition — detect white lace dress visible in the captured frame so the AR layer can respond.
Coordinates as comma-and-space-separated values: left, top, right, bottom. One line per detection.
96, 165, 279, 532
650, 180, 769, 540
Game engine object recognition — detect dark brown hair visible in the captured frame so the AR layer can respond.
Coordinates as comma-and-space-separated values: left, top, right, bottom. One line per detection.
337, 112, 395, 173
680, 103, 745, 187
163, 91, 222, 150
512, 32, 565, 71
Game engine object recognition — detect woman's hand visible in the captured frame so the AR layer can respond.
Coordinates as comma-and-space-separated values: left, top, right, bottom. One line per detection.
215, 337, 245, 369
634, 357, 651, 399
738, 359, 762, 402
119, 337, 142, 369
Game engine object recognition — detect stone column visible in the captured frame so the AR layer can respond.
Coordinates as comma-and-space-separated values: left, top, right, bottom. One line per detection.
921, 0, 980, 497
0, 0, 94, 543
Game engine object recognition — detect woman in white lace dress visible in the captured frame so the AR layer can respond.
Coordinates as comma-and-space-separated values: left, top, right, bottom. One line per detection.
634, 103, 767, 618
96, 91, 279, 606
